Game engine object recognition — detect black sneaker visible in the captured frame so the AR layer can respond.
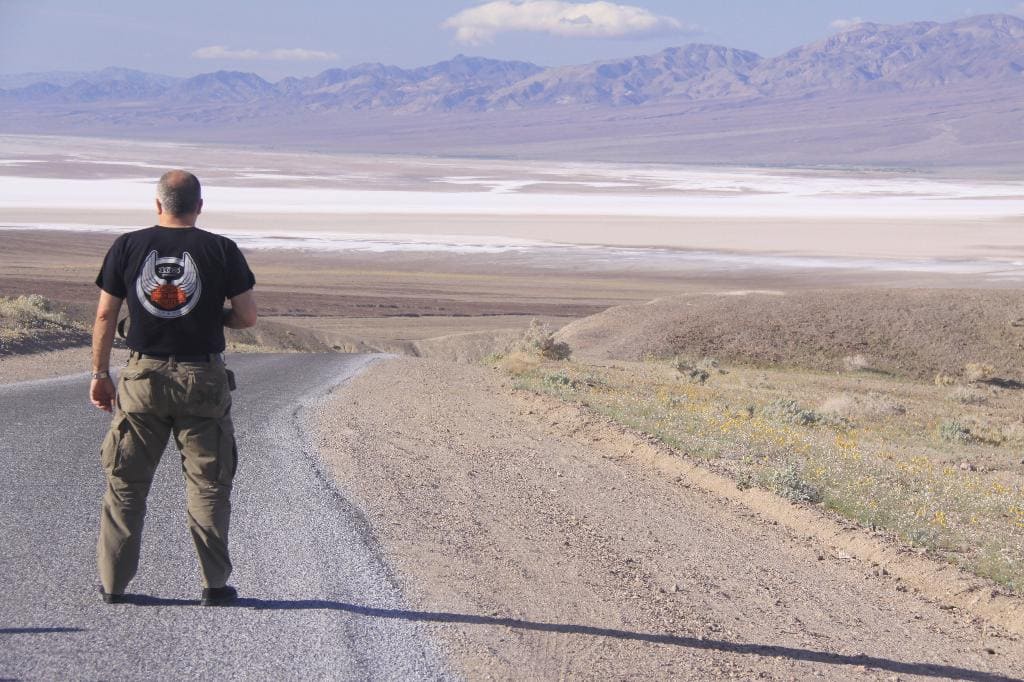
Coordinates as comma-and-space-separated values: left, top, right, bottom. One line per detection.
99, 586, 127, 605
200, 585, 238, 606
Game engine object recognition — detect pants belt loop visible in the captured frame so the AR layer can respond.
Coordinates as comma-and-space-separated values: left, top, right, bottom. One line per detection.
168, 354, 177, 371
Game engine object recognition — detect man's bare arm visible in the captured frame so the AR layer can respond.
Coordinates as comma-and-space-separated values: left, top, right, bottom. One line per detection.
224, 290, 257, 329
91, 291, 123, 412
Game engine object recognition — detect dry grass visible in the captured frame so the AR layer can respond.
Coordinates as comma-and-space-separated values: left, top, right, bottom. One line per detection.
507, 319, 571, 361
964, 362, 997, 383
489, 319, 573, 374
497, 351, 543, 376
0, 294, 88, 355
495, 356, 1024, 595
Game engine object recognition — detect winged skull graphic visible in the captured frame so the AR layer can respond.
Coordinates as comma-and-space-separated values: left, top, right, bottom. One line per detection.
135, 250, 203, 319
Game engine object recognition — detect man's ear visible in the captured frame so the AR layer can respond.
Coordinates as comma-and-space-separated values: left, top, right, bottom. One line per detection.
195, 198, 203, 216
155, 198, 164, 215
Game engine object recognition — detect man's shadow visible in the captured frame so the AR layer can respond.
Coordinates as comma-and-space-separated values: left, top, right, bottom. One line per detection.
116, 595, 1018, 682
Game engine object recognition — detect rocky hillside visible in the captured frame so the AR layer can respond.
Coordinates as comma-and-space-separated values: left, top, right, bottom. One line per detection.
556, 290, 1024, 380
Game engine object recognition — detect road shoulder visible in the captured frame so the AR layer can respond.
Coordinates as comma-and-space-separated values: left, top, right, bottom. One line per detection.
315, 357, 1024, 680
0, 347, 130, 385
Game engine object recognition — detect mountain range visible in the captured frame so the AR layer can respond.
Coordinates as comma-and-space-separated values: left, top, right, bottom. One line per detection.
1, 14, 1022, 165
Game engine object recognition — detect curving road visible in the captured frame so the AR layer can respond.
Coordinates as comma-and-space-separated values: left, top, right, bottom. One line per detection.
0, 354, 452, 681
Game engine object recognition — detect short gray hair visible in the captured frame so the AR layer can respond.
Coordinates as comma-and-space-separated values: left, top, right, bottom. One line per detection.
157, 170, 202, 216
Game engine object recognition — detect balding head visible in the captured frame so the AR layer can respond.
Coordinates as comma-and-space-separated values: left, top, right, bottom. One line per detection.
156, 170, 202, 218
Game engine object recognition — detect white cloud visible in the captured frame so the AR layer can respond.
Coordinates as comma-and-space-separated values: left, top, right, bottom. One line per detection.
829, 17, 865, 31
442, 0, 696, 45
192, 46, 337, 61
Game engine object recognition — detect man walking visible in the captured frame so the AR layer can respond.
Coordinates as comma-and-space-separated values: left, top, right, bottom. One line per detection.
90, 170, 257, 606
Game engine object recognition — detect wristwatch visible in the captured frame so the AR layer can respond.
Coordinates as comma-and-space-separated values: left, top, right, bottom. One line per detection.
91, 370, 110, 380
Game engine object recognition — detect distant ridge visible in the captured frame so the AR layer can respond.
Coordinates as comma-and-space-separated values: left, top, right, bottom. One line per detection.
1, 14, 1022, 166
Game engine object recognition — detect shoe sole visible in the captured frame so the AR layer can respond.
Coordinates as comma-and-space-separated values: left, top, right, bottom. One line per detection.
200, 593, 238, 607
99, 587, 126, 604
200, 598, 236, 606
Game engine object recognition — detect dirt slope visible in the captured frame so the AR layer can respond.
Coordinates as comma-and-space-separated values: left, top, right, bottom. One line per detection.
556, 290, 1024, 380
315, 358, 1023, 681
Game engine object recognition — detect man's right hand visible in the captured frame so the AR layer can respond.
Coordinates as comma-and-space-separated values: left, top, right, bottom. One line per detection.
90, 378, 116, 412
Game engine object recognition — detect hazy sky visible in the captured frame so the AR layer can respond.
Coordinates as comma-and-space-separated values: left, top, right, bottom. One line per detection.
2, 0, 1022, 79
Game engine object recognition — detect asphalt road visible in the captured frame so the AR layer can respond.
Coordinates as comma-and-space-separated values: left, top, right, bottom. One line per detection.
0, 354, 452, 681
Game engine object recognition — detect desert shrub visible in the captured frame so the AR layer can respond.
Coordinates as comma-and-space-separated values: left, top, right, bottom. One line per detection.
947, 386, 988, 406
542, 371, 576, 389
0, 295, 85, 353
938, 419, 974, 444
964, 362, 996, 383
679, 366, 710, 385
765, 399, 821, 426
0, 295, 72, 331
511, 319, 571, 361
842, 354, 873, 372
539, 370, 605, 391
672, 356, 719, 385
766, 463, 822, 503
934, 373, 957, 387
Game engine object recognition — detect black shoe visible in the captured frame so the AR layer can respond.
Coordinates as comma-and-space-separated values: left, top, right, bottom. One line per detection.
99, 586, 127, 605
200, 585, 238, 606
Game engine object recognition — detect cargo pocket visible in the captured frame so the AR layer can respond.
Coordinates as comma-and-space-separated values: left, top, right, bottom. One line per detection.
100, 414, 129, 474
184, 367, 230, 419
216, 417, 238, 486
118, 368, 158, 414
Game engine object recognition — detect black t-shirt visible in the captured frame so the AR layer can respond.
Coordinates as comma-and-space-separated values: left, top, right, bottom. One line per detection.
95, 226, 256, 355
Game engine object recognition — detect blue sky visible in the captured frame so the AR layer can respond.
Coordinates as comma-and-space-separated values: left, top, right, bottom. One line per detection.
1, 0, 1022, 79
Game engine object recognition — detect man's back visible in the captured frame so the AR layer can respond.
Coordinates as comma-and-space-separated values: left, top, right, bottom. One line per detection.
97, 225, 254, 356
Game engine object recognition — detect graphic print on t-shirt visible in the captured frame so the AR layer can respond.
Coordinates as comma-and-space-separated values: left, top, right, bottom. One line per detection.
135, 250, 203, 319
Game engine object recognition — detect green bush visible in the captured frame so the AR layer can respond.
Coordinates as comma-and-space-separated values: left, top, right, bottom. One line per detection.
767, 463, 822, 503
543, 372, 577, 389
939, 419, 974, 444
765, 399, 821, 426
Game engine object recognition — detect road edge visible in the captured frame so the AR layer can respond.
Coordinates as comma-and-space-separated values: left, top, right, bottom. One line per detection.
510, 385, 1024, 637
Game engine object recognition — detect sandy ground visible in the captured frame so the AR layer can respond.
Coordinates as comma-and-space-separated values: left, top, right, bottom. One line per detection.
315, 358, 1024, 681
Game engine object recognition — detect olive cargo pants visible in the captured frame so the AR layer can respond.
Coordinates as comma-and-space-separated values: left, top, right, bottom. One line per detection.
97, 355, 237, 594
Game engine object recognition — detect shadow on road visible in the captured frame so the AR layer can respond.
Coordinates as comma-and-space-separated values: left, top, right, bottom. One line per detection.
113, 594, 1018, 681
0, 627, 84, 635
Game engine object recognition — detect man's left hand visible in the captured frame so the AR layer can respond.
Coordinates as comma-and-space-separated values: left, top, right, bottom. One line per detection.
90, 378, 116, 412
